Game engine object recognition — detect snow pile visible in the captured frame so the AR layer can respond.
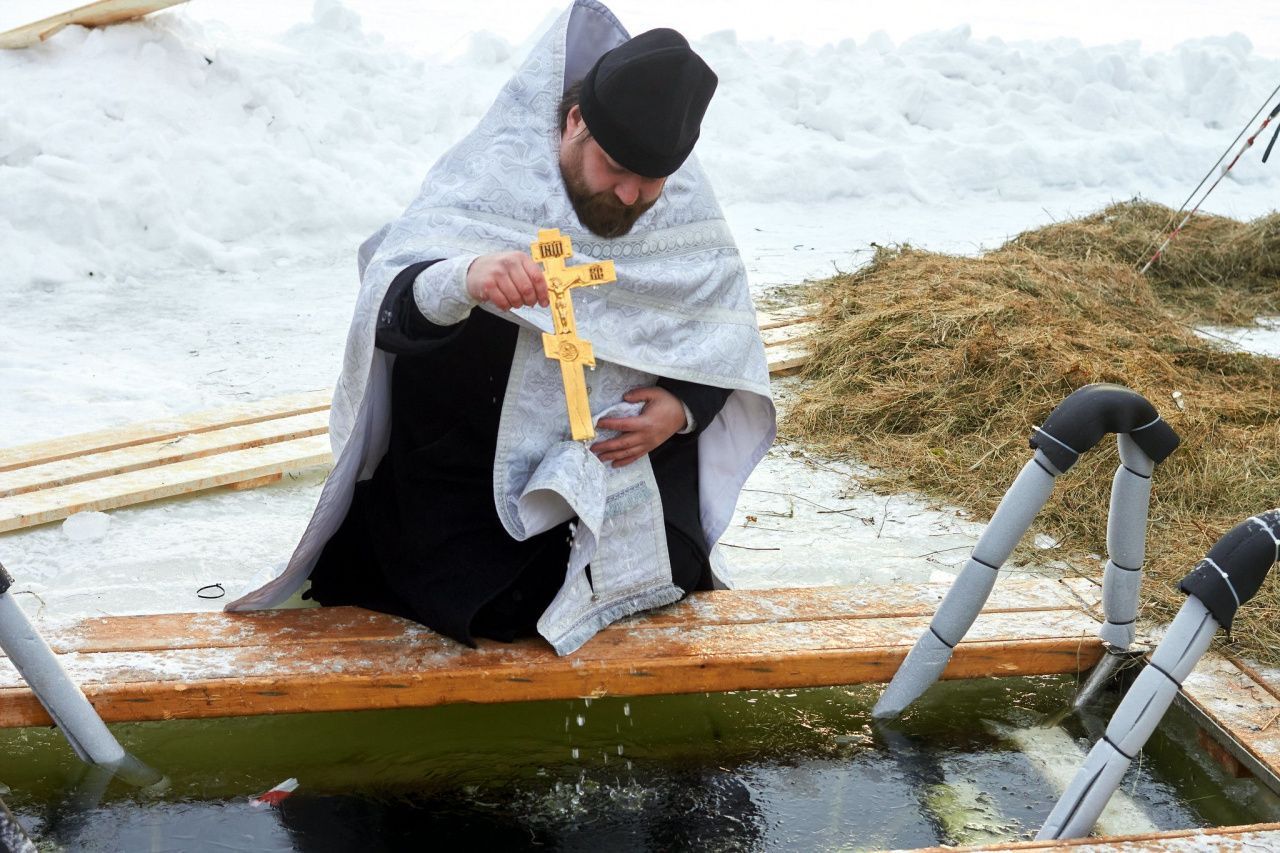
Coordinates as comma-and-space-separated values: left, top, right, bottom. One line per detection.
700, 29, 1280, 204
2, 2, 1278, 288
0, 2, 515, 285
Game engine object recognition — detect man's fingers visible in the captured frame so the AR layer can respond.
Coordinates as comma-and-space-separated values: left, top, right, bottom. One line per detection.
468, 252, 552, 310
484, 282, 513, 311
592, 434, 642, 455
521, 255, 550, 307
496, 278, 526, 310
601, 448, 645, 466
594, 433, 656, 459
624, 387, 661, 404
595, 416, 644, 433
506, 259, 539, 307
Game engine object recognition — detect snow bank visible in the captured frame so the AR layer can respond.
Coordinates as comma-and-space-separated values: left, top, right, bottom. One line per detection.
2, 2, 1278, 288
0, 2, 513, 286
701, 29, 1280, 205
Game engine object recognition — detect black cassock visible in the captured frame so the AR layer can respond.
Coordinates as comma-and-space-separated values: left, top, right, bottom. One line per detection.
307, 261, 732, 646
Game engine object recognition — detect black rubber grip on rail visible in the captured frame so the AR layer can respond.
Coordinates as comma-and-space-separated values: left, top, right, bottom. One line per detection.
1180, 510, 1280, 631
1029, 383, 1180, 473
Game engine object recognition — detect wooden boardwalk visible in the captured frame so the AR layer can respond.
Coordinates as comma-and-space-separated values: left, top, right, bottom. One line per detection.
0, 578, 1101, 729
0, 391, 333, 533
0, 305, 815, 534
900, 821, 1280, 852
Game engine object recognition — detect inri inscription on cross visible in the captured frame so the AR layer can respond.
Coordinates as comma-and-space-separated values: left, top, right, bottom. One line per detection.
528, 228, 617, 441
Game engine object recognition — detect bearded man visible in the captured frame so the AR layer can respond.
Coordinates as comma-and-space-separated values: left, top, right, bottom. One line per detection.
228, 1, 775, 655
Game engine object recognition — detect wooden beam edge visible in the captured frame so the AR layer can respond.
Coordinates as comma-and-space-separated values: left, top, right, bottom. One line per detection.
1174, 659, 1280, 795
0, 441, 332, 533
900, 821, 1280, 852
0, 636, 1103, 729
35, 601, 1095, 656
0, 421, 328, 499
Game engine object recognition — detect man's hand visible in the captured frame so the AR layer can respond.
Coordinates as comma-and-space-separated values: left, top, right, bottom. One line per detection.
466, 252, 549, 311
592, 387, 687, 468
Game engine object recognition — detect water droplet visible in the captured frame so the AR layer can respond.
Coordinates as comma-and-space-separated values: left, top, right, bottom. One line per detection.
623, 703, 631, 716
576, 715, 585, 727
617, 744, 624, 755
571, 748, 579, 759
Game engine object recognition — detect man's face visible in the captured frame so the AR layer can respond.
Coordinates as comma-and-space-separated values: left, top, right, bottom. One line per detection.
559, 105, 666, 238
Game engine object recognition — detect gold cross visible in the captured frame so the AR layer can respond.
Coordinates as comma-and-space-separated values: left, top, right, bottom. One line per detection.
528, 228, 617, 441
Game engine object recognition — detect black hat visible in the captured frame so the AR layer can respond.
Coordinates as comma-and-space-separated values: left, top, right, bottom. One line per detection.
577, 28, 718, 179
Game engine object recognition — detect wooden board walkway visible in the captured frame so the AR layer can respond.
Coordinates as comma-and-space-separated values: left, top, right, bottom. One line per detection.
0, 0, 187, 49
1176, 652, 1280, 791
0, 391, 334, 533
759, 303, 817, 375
901, 821, 1280, 852
0, 578, 1103, 729
0, 306, 816, 533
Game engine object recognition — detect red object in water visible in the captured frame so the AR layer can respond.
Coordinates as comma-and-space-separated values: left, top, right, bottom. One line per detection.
250, 777, 299, 808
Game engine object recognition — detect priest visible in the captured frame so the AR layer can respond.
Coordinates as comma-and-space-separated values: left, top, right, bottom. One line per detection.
227, 0, 775, 655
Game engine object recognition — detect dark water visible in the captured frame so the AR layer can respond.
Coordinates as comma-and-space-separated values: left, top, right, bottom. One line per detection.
1, 676, 1278, 851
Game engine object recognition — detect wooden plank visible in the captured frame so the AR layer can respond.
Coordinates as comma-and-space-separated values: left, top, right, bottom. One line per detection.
0, 433, 332, 533
767, 340, 810, 375
0, 410, 328, 498
0, 594, 1103, 727
226, 472, 284, 490
0, 390, 330, 473
761, 318, 817, 349
2, 606, 1100, 686
755, 303, 815, 373
1177, 653, 1280, 783
0, 0, 187, 48
1197, 727, 1252, 778
40, 578, 1101, 655
898, 821, 1280, 852
0, 634, 1102, 729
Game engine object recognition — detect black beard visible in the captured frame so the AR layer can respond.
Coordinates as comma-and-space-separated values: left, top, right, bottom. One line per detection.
560, 160, 656, 239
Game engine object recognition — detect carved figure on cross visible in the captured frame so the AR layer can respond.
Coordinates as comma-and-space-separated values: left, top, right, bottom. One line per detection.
528, 228, 617, 441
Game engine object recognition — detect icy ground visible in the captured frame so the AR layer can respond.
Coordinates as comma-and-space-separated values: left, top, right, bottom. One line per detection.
2, 1, 1279, 622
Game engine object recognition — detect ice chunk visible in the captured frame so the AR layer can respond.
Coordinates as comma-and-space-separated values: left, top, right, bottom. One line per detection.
62, 511, 112, 541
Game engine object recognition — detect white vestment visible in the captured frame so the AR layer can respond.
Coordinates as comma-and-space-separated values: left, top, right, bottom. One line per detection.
227, 0, 776, 654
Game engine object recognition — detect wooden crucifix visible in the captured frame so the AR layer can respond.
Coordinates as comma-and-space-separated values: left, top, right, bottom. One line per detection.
528, 228, 617, 441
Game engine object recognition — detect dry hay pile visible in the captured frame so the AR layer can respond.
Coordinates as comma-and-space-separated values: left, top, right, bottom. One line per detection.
786, 202, 1280, 661
1012, 200, 1280, 323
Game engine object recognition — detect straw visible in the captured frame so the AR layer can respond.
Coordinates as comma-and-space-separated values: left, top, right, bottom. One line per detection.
785, 201, 1280, 663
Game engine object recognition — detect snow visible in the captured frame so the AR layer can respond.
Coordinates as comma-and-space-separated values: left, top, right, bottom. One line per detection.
2, 1, 1279, 623
1197, 317, 1280, 358
60, 511, 111, 542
